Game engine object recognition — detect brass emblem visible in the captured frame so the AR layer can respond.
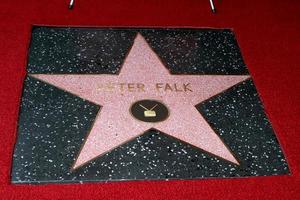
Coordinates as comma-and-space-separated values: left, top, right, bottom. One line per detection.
130, 99, 169, 123
139, 104, 158, 117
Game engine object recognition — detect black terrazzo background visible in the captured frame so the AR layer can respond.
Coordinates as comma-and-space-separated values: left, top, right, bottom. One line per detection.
27, 27, 248, 74
28, 28, 136, 74
12, 27, 289, 184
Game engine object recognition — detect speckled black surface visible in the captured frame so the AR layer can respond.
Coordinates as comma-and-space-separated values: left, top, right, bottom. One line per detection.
12, 27, 289, 184
28, 28, 136, 74
28, 27, 247, 74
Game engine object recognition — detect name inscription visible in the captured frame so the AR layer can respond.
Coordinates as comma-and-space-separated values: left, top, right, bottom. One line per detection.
97, 83, 193, 93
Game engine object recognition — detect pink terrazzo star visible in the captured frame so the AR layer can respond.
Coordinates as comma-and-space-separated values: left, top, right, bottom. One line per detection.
31, 33, 249, 170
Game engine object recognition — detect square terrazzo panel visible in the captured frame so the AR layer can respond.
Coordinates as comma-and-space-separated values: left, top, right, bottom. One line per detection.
11, 27, 289, 184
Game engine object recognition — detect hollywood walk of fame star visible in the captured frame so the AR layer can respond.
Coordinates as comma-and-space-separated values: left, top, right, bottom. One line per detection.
31, 33, 249, 170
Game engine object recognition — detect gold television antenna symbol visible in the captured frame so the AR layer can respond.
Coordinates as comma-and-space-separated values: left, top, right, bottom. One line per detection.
139, 104, 158, 117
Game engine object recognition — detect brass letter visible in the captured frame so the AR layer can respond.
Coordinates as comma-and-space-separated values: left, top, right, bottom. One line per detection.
137, 83, 145, 92
174, 83, 183, 92
128, 83, 135, 92
165, 83, 173, 92
183, 83, 193, 92
119, 83, 126, 92
156, 83, 163, 91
